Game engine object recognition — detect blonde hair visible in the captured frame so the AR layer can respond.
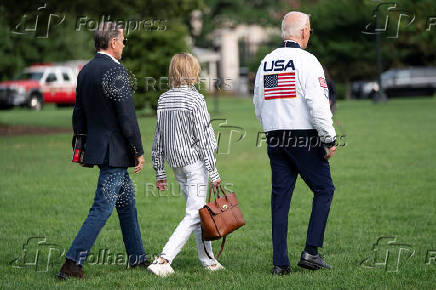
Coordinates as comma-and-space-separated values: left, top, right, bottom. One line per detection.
169, 53, 201, 88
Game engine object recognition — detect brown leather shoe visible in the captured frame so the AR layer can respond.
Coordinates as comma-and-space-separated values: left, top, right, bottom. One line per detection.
57, 259, 84, 279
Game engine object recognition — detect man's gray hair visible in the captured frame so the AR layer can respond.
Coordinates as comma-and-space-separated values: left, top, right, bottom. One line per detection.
281, 11, 310, 39
94, 22, 123, 51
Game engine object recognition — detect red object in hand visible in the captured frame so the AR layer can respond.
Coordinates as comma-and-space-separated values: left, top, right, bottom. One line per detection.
72, 135, 86, 163
72, 148, 82, 162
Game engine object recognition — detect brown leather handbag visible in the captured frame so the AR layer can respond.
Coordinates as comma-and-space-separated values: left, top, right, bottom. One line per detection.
199, 185, 245, 259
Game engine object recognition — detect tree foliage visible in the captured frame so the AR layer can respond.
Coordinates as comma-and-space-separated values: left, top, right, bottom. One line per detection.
122, 21, 189, 110
1, 0, 435, 105
304, 0, 436, 81
197, 0, 436, 83
0, 0, 202, 109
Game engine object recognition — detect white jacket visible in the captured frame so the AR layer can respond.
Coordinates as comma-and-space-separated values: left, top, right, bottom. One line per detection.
253, 42, 336, 144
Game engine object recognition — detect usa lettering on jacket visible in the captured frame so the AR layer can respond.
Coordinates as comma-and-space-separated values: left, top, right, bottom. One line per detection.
263, 60, 295, 71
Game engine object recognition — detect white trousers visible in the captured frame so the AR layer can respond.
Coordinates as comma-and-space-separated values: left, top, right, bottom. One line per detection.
160, 160, 217, 266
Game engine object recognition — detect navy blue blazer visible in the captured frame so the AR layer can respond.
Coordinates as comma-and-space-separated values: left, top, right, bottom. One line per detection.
72, 53, 144, 168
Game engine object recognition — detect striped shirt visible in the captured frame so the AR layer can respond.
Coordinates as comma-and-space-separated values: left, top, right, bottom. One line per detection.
151, 86, 220, 182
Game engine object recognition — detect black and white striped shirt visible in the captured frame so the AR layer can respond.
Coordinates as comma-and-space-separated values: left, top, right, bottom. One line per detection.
151, 86, 220, 182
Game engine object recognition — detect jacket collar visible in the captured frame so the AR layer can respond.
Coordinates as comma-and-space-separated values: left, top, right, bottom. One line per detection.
281, 40, 301, 48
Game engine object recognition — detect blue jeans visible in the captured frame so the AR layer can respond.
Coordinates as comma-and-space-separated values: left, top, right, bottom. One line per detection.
66, 164, 146, 266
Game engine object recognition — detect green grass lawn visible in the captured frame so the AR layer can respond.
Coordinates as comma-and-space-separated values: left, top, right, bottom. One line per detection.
1, 97, 435, 289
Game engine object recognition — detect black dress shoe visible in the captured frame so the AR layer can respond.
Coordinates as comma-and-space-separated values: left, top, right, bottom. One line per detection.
271, 265, 291, 275
297, 251, 332, 270
129, 259, 151, 269
57, 259, 83, 279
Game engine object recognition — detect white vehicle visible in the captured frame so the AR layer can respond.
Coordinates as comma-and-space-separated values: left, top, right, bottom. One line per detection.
0, 60, 87, 110
382, 67, 436, 97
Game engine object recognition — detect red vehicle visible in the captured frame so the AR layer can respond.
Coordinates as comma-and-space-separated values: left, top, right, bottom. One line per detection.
0, 61, 87, 110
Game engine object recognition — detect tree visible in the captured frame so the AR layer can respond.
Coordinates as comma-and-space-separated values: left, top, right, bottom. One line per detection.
122, 20, 189, 110
197, 0, 436, 89
0, 0, 203, 110
303, 0, 436, 81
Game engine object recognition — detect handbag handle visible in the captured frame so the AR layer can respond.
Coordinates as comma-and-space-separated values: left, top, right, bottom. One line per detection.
207, 184, 227, 203
207, 185, 218, 203
218, 185, 227, 197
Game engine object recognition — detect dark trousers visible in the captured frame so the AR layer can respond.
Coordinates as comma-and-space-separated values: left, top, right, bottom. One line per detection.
267, 130, 335, 267
66, 162, 146, 266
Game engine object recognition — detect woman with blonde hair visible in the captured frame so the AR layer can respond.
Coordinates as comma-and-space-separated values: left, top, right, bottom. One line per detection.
148, 53, 224, 277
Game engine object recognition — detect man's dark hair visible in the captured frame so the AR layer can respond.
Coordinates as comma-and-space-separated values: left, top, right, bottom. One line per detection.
94, 22, 123, 51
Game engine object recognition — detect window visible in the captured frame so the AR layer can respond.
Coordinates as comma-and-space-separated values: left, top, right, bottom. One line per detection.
45, 73, 57, 83
62, 72, 70, 81
17, 72, 43, 80
397, 70, 410, 80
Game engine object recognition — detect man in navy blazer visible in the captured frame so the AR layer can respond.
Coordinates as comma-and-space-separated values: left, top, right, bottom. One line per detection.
58, 22, 148, 279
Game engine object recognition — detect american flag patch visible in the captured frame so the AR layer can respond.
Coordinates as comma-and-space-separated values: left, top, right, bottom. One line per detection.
263, 72, 296, 100
319, 77, 327, 88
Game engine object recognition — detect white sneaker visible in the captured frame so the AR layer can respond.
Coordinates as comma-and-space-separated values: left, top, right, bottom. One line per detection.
205, 262, 225, 271
147, 257, 175, 277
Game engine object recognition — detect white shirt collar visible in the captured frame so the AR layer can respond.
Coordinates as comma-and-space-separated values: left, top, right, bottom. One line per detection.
97, 51, 120, 64
172, 85, 198, 91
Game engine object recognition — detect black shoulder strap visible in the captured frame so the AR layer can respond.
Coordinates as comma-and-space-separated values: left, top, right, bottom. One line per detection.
203, 236, 227, 260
